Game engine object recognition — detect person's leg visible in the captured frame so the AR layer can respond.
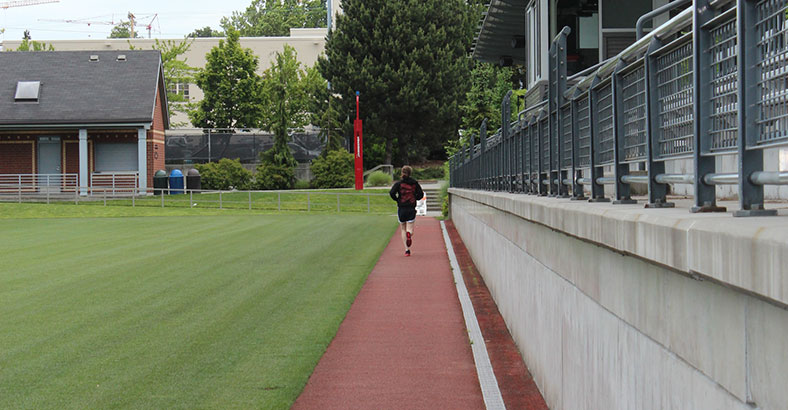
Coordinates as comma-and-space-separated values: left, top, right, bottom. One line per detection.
400, 222, 408, 249
405, 220, 414, 247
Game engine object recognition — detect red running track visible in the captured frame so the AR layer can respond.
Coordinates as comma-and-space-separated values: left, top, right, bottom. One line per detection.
293, 217, 485, 410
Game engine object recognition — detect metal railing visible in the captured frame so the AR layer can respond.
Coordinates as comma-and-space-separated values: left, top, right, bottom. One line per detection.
0, 174, 78, 194
0, 184, 395, 213
450, 0, 788, 217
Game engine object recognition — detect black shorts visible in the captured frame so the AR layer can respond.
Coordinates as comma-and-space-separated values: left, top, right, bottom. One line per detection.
397, 207, 417, 223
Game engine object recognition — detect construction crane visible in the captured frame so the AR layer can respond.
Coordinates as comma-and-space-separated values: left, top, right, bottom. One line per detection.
40, 12, 160, 38
0, 0, 59, 9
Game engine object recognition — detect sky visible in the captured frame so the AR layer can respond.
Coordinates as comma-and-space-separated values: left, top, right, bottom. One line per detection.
0, 0, 256, 43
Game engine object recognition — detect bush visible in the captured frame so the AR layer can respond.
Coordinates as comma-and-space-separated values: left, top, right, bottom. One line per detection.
294, 179, 311, 189
194, 159, 253, 190
440, 181, 449, 218
393, 164, 446, 181
255, 161, 295, 190
366, 170, 392, 187
310, 149, 354, 189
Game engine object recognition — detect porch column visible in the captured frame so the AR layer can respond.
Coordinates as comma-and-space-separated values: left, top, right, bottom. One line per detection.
138, 128, 147, 195
79, 129, 88, 196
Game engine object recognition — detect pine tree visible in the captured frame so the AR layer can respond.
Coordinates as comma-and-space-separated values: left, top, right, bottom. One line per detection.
319, 0, 475, 165
189, 29, 264, 129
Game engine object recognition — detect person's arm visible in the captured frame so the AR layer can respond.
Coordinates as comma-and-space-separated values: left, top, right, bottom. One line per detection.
389, 182, 400, 202
415, 182, 424, 201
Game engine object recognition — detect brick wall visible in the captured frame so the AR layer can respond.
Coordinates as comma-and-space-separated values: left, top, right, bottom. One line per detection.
0, 141, 35, 174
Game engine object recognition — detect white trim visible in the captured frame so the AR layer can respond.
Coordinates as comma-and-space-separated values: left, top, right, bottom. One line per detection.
137, 128, 147, 194
79, 129, 88, 196
440, 221, 506, 410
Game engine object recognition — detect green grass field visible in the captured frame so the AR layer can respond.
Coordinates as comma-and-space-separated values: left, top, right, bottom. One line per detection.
0, 207, 397, 409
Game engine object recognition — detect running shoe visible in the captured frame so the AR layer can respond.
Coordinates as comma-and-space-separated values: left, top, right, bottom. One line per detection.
405, 249, 411, 257
406, 232, 412, 247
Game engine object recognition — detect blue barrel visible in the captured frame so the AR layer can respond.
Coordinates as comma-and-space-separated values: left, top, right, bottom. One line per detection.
169, 169, 184, 195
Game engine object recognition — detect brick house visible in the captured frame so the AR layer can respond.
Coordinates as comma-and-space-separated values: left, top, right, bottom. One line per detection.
0, 50, 168, 194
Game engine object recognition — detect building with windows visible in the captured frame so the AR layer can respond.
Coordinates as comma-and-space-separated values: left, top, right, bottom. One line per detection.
2, 28, 329, 128
0, 50, 168, 194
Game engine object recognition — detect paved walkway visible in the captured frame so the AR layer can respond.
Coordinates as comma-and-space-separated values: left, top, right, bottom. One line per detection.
293, 217, 485, 409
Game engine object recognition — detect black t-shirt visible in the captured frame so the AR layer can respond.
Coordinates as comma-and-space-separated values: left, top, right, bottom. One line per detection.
389, 177, 424, 208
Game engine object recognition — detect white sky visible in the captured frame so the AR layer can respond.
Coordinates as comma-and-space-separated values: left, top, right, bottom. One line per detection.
0, 0, 256, 42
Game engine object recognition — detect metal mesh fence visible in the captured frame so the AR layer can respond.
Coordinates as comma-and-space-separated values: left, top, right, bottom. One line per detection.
576, 96, 592, 167
593, 80, 615, 165
620, 63, 648, 162
708, 15, 739, 153
165, 130, 324, 164
755, 0, 788, 147
656, 37, 695, 159
561, 103, 573, 169
540, 116, 550, 172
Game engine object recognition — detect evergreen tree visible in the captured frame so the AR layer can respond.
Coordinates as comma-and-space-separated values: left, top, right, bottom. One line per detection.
319, 0, 475, 165
256, 44, 316, 189
109, 22, 141, 38
188, 26, 224, 38
189, 29, 264, 129
221, 0, 326, 37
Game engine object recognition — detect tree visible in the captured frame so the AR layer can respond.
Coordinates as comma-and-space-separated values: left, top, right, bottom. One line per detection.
304, 67, 343, 156
14, 30, 54, 51
189, 28, 264, 129
460, 63, 514, 136
319, 0, 475, 165
131, 39, 198, 127
256, 44, 314, 189
221, 0, 326, 37
109, 22, 142, 38
188, 26, 224, 38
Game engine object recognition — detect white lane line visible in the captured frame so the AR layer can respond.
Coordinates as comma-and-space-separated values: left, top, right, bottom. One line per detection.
440, 221, 506, 410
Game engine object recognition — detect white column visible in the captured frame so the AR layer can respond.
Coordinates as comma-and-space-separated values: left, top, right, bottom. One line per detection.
79, 129, 88, 196
138, 128, 147, 195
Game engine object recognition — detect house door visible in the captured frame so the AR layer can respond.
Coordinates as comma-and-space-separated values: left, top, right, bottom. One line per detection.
38, 137, 61, 191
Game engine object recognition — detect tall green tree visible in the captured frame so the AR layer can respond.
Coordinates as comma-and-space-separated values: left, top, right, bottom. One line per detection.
131, 39, 198, 126
319, 0, 475, 165
109, 22, 141, 38
460, 63, 514, 136
189, 29, 264, 129
188, 26, 224, 38
221, 0, 326, 37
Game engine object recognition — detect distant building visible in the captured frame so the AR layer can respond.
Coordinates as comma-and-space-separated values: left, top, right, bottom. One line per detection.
3, 28, 329, 127
0, 50, 168, 193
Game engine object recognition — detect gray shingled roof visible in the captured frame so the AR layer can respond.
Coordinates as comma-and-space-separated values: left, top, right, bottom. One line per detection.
0, 50, 164, 126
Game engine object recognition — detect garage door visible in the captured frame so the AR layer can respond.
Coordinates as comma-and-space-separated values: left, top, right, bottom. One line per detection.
95, 143, 138, 172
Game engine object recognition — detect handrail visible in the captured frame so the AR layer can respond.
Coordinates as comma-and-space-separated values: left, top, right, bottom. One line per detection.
635, 0, 691, 40
450, 1, 788, 217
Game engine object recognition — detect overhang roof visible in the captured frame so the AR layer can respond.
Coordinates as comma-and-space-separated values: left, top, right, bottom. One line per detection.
0, 50, 166, 127
472, 0, 527, 65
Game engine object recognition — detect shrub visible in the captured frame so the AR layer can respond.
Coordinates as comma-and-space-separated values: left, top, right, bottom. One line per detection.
255, 161, 295, 190
366, 170, 392, 187
310, 149, 354, 189
440, 181, 449, 218
194, 158, 253, 190
393, 164, 446, 181
294, 179, 311, 189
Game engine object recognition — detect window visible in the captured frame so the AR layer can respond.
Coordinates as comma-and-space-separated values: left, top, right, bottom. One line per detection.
167, 82, 190, 99
526, 0, 542, 86
15, 81, 40, 102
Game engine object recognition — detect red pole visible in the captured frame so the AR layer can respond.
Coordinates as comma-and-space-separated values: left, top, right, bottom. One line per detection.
354, 91, 363, 190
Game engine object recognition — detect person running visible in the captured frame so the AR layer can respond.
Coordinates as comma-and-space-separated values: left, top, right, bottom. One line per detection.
389, 165, 424, 256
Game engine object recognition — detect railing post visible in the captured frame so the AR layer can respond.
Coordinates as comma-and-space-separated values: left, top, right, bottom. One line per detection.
588, 81, 611, 202
17, 175, 21, 203
191, 190, 194, 208
278, 192, 281, 211
733, 0, 775, 216
538, 111, 550, 196
161, 190, 165, 208
479, 119, 487, 190
551, 27, 571, 198
612, 61, 637, 204
337, 193, 340, 212
307, 193, 310, 212
219, 191, 223, 209
691, 0, 727, 213
367, 194, 370, 213
644, 37, 675, 208
249, 191, 252, 210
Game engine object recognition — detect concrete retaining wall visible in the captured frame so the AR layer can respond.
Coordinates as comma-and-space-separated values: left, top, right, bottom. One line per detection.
449, 188, 788, 410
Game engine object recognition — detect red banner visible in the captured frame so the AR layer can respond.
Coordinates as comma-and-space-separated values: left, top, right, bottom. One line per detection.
354, 118, 363, 190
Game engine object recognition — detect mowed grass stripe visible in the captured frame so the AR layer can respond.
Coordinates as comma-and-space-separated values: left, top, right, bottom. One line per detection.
0, 214, 397, 409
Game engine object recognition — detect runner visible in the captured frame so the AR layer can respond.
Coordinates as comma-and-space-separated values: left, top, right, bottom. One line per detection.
389, 165, 424, 256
